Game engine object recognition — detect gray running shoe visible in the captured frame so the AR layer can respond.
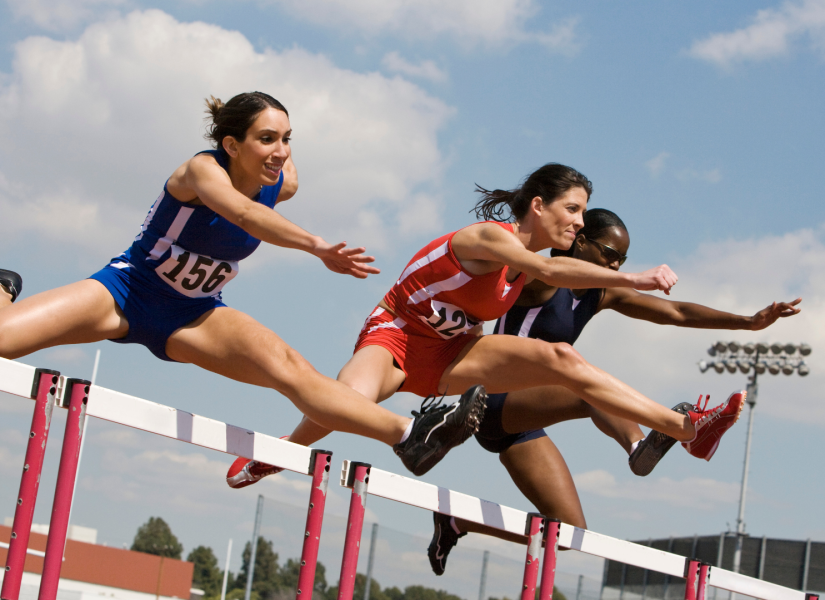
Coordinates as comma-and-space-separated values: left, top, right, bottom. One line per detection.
393, 385, 487, 476
0, 269, 22, 302
628, 402, 694, 476
428, 512, 465, 576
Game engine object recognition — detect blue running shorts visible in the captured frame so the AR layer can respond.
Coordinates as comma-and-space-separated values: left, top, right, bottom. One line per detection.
474, 392, 547, 454
89, 260, 226, 362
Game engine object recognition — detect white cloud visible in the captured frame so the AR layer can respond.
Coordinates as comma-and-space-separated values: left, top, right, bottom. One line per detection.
5, 0, 126, 31
574, 469, 740, 510
0, 9, 453, 262
381, 52, 447, 83
643, 153, 720, 184
688, 0, 825, 67
268, 0, 582, 52
574, 223, 825, 426
675, 167, 722, 184
645, 152, 670, 177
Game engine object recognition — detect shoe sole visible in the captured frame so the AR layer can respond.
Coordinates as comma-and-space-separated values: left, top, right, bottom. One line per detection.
411, 387, 487, 476
629, 402, 694, 476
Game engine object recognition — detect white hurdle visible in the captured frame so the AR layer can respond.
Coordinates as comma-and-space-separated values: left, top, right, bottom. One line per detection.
336, 461, 820, 600
0, 357, 333, 600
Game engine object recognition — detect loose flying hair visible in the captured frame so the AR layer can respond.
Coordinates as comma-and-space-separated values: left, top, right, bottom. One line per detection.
550, 208, 628, 258
204, 92, 289, 149
473, 163, 593, 223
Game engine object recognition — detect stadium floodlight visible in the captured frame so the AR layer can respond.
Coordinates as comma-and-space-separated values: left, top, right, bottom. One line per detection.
695, 339, 811, 580
754, 361, 767, 375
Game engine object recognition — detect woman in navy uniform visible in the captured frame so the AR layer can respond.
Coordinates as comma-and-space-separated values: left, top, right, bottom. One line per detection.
428, 208, 801, 575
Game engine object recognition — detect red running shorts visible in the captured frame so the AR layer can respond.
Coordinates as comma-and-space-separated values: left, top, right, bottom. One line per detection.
354, 308, 477, 397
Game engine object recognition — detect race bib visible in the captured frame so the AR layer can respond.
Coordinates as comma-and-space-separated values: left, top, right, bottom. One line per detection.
155, 245, 238, 298
420, 300, 480, 339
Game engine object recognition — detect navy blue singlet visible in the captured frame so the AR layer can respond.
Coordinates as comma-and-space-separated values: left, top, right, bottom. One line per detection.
474, 287, 603, 453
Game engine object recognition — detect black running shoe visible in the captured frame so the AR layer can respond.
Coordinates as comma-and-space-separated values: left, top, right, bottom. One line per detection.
393, 385, 487, 477
628, 402, 694, 476
0, 269, 22, 303
428, 512, 465, 576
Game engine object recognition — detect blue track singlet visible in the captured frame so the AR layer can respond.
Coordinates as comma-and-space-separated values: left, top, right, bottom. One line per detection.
474, 287, 602, 453
89, 149, 284, 361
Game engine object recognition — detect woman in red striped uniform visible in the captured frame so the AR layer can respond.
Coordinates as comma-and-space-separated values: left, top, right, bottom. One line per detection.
229, 163, 745, 485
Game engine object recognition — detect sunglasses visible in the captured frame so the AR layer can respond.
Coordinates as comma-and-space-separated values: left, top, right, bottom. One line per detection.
585, 237, 628, 266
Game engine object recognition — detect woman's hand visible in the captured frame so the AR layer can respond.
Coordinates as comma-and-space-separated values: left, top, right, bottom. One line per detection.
629, 265, 679, 295
749, 298, 802, 330
314, 241, 381, 279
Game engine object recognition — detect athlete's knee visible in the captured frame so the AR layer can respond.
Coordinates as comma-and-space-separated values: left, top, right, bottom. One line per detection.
535, 342, 586, 370
271, 347, 320, 394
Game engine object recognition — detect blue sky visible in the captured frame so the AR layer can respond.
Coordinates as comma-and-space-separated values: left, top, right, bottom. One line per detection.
1, 0, 824, 590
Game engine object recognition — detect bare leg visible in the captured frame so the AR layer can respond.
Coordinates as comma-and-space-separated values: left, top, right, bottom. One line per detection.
500, 386, 644, 454
0, 280, 128, 358
441, 336, 694, 441
166, 309, 409, 446
455, 436, 586, 544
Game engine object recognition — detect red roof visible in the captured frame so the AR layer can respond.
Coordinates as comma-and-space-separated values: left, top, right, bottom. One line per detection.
1, 525, 193, 597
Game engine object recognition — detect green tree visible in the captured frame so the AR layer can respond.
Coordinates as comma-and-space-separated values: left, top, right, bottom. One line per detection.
325, 573, 387, 600
131, 517, 183, 559
403, 585, 462, 600
187, 546, 223, 597
234, 537, 282, 599
280, 557, 329, 595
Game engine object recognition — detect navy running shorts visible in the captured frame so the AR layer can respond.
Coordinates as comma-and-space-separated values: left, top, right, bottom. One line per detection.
474, 392, 547, 454
89, 259, 226, 362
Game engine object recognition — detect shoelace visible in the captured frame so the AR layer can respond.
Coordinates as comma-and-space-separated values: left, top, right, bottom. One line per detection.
694, 394, 711, 412
413, 390, 449, 418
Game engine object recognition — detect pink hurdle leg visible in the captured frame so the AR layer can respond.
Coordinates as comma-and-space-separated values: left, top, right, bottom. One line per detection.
38, 379, 90, 600
337, 462, 371, 600
683, 559, 700, 600
521, 513, 545, 600
696, 563, 710, 600
538, 519, 561, 600
1, 369, 60, 600
295, 450, 332, 600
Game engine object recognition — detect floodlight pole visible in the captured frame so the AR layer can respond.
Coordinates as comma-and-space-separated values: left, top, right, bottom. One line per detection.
732, 358, 759, 580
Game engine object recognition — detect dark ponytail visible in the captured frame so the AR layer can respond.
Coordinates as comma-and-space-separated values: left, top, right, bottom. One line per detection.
204, 92, 289, 149
473, 163, 593, 222
550, 208, 628, 257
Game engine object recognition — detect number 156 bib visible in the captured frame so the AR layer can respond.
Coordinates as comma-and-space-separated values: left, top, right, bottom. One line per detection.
155, 244, 239, 298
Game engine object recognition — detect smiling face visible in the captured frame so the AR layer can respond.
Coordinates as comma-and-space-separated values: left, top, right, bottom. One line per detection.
533, 186, 589, 251
222, 106, 292, 191
572, 225, 630, 271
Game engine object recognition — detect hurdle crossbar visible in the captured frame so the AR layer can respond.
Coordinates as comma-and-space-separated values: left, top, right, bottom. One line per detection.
0, 357, 332, 600
338, 461, 813, 600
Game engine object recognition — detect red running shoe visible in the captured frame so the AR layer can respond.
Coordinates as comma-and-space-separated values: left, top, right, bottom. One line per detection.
226, 436, 288, 489
682, 391, 746, 461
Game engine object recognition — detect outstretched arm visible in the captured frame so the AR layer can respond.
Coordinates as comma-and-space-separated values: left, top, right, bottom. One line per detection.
184, 154, 379, 278
602, 288, 802, 330
275, 155, 298, 202
453, 223, 679, 293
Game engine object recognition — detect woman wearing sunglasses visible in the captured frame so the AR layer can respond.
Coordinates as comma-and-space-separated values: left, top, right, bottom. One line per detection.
427, 208, 801, 575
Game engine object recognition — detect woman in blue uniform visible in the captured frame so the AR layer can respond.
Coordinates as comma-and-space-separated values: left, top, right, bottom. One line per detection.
0, 92, 482, 476
428, 208, 801, 574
